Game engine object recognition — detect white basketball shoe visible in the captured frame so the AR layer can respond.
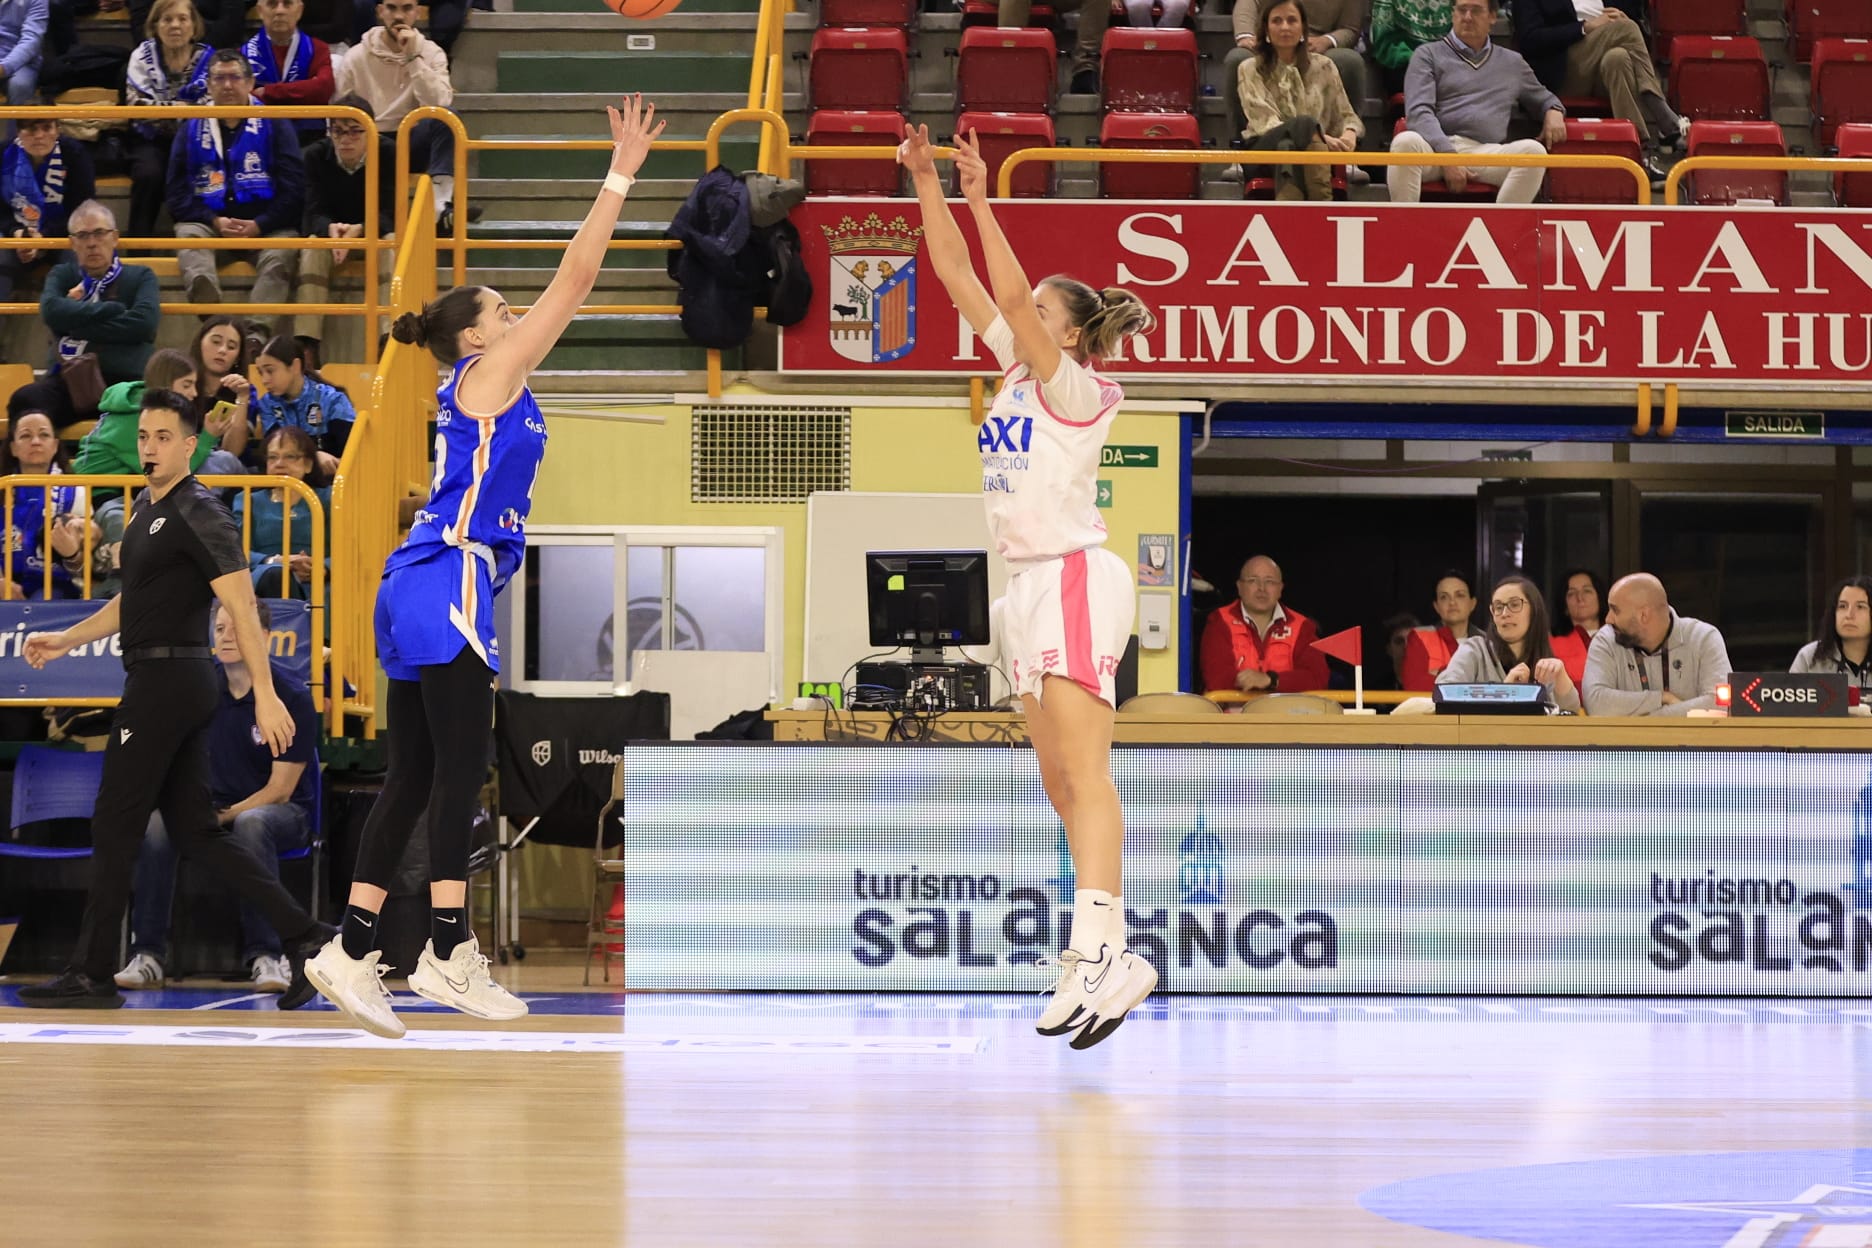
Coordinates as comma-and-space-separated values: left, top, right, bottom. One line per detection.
1035, 943, 1117, 1038
409, 936, 528, 1021
1067, 949, 1159, 1050
304, 937, 406, 1039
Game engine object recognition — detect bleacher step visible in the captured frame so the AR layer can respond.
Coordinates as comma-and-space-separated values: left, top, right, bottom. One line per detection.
475, 134, 758, 180
497, 49, 752, 95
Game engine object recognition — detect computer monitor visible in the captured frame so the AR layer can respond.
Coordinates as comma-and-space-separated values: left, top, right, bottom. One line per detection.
866, 550, 991, 661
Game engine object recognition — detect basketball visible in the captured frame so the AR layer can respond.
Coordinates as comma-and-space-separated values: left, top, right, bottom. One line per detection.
605, 0, 682, 17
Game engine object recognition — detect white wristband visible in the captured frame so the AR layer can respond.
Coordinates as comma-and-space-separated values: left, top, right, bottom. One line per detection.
603, 172, 635, 197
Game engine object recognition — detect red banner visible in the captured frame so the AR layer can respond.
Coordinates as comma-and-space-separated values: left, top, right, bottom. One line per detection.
778, 201, 1872, 387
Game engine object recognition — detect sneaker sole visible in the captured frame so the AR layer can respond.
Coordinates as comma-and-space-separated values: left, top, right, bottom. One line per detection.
408, 971, 529, 1021
17, 992, 125, 1009
1068, 964, 1160, 1051
304, 959, 407, 1039
112, 977, 163, 990
1035, 1004, 1090, 1038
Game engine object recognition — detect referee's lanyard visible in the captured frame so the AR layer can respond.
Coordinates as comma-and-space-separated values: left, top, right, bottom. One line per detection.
1634, 645, 1671, 694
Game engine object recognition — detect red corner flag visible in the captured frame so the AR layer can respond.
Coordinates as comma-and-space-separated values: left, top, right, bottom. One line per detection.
1311, 626, 1363, 667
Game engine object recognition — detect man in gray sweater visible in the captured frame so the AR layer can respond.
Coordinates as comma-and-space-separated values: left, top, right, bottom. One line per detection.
1582, 573, 1733, 717
1389, 0, 1566, 203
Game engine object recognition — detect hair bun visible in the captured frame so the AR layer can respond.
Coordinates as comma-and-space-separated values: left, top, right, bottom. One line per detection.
390, 310, 427, 346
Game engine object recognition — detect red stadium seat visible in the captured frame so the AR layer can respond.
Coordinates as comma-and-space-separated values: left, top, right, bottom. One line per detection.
1787, 0, 1872, 64
804, 110, 906, 197
1097, 111, 1201, 198
1668, 35, 1771, 121
1833, 122, 1872, 204
960, 0, 1055, 27
1098, 27, 1198, 112
1547, 118, 1646, 204
819, 0, 916, 27
1390, 115, 1498, 202
809, 27, 910, 112
954, 111, 1056, 197
1813, 39, 1872, 148
1685, 119, 1788, 204
1651, 0, 1746, 61
1242, 166, 1348, 199
957, 26, 1058, 115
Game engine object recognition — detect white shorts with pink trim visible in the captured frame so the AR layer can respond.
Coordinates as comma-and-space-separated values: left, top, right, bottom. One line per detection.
1001, 546, 1135, 708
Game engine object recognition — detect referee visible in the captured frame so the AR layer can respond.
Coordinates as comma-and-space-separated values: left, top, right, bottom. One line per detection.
18, 389, 333, 1008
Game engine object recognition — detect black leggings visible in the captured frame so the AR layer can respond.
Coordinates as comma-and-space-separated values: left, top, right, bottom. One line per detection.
352, 646, 492, 892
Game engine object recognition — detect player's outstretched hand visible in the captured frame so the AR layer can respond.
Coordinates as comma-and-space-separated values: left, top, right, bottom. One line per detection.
607, 93, 666, 181
23, 631, 68, 669
955, 130, 990, 204
898, 122, 937, 177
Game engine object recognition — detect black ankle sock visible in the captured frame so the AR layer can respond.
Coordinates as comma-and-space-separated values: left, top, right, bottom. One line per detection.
340, 905, 379, 959
431, 907, 468, 959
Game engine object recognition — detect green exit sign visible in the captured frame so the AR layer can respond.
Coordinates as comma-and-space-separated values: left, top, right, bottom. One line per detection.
1100, 445, 1158, 468
1726, 411, 1824, 439
1095, 479, 1113, 508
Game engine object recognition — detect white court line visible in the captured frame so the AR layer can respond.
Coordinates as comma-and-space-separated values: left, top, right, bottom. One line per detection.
191, 993, 271, 1011
0, 1023, 986, 1055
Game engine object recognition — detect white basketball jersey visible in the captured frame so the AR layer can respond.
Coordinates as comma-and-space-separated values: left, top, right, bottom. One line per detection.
977, 316, 1125, 563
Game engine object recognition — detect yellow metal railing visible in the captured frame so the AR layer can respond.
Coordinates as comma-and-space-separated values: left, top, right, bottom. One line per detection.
328, 178, 439, 737
0, 105, 387, 366
0, 473, 326, 710
1663, 154, 1872, 204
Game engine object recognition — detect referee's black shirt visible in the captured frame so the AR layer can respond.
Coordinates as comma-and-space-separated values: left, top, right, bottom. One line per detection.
119, 477, 249, 652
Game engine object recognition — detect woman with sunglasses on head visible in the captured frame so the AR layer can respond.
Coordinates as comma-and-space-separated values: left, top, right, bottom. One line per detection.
1437, 574, 1580, 711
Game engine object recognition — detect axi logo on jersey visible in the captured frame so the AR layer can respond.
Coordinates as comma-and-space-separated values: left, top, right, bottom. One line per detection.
979, 414, 1033, 495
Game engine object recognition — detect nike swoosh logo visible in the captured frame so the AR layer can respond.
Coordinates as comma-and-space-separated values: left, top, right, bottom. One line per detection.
1081, 956, 1112, 994
443, 973, 471, 993
438, 916, 458, 924
357, 917, 373, 928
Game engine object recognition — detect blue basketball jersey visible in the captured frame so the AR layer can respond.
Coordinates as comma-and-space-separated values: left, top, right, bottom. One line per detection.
386, 354, 548, 590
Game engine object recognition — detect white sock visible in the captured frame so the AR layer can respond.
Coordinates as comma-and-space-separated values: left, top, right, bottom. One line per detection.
1111, 895, 1128, 954
1072, 888, 1120, 960
434, 174, 455, 211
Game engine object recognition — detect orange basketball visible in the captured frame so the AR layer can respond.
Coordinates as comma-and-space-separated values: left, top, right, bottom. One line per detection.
605, 0, 681, 17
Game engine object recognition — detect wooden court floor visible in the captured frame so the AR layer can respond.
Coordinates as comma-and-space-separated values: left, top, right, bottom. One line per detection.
0, 981, 1866, 1247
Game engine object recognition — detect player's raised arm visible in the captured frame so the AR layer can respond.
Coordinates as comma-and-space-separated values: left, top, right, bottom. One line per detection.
899, 123, 997, 337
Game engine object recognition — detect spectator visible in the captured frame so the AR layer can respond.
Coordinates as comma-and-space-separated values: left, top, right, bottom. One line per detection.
188, 313, 255, 460
113, 596, 320, 993
1388, 0, 1566, 205
1437, 574, 1580, 710
1583, 572, 1732, 716
293, 91, 395, 365
1226, 0, 1369, 145
0, 0, 46, 114
1791, 574, 1872, 700
352, 0, 463, 62
336, 0, 469, 227
165, 50, 306, 325
996, 0, 1108, 95
78, 344, 240, 497
40, 199, 159, 389
1549, 566, 1605, 687
1236, 0, 1362, 201
2, 117, 95, 300
125, 0, 244, 56
123, 0, 211, 241
1513, 0, 1685, 181
253, 332, 352, 471
1401, 569, 1476, 690
236, 423, 328, 599
1199, 554, 1331, 695
1124, 0, 1191, 27
1370, 0, 1448, 93
243, 0, 336, 145
0, 405, 97, 598
1381, 609, 1419, 689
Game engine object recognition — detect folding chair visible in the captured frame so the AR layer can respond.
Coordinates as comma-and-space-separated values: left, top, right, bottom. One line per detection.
1547, 118, 1646, 204
1668, 35, 1770, 122
1, 747, 109, 971
1813, 38, 1872, 149
809, 27, 911, 112
585, 759, 627, 986
1098, 111, 1202, 198
1651, 0, 1746, 61
956, 26, 1058, 115
805, 110, 908, 196
954, 111, 1057, 196
1099, 26, 1198, 112
1685, 119, 1788, 204
1833, 122, 1872, 204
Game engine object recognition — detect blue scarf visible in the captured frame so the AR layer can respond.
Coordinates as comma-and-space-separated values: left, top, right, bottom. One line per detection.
8, 473, 81, 594
1, 140, 67, 237
187, 113, 275, 213
244, 30, 314, 86
56, 255, 123, 363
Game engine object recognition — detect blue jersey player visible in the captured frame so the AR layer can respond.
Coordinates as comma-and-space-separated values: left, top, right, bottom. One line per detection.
295, 96, 666, 1037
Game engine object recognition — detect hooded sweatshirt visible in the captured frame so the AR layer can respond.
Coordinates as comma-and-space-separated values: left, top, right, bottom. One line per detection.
334, 25, 452, 128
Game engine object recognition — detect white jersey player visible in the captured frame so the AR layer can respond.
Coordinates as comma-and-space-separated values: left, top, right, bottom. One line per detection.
901, 124, 1159, 1049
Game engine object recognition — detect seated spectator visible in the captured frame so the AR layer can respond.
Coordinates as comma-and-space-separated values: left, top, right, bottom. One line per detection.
78, 345, 242, 508
1513, 0, 1684, 180
244, 0, 336, 145
1549, 566, 1605, 688
189, 314, 255, 461
0, 0, 46, 112
1388, 0, 1566, 205
1381, 609, 1419, 689
352, 0, 463, 63
293, 92, 396, 366
123, 0, 211, 241
1791, 575, 1872, 700
40, 199, 160, 389
0, 404, 98, 599
1401, 569, 1476, 690
337, 0, 470, 227
1583, 572, 1732, 716
253, 333, 352, 472
236, 424, 328, 599
1236, 0, 1362, 201
1370, 0, 1448, 94
165, 50, 306, 324
993, 0, 1107, 95
1437, 575, 1580, 710
1124, 0, 1191, 28
2, 117, 96, 301
114, 597, 319, 993
1226, 0, 1369, 147
1199, 555, 1330, 695
125, 0, 244, 59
